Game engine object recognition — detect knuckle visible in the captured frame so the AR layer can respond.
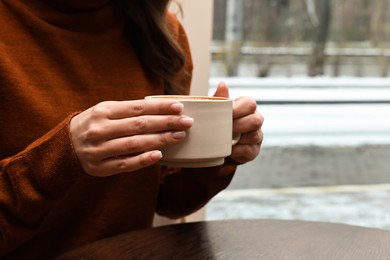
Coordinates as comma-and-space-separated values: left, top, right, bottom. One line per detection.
250, 114, 263, 129
134, 118, 149, 131
116, 160, 128, 171
158, 101, 171, 113
244, 98, 257, 112
91, 102, 110, 118
237, 145, 255, 162
85, 125, 104, 141
250, 131, 262, 144
242, 145, 253, 157
159, 133, 170, 144
166, 117, 176, 128
125, 138, 141, 153
130, 101, 146, 114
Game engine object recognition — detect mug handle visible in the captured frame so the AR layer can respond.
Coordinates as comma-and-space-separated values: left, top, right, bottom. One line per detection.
232, 132, 242, 146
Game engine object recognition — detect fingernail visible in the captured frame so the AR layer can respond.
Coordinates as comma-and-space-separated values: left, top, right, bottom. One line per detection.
151, 151, 162, 160
172, 131, 186, 139
171, 103, 184, 112
180, 117, 194, 126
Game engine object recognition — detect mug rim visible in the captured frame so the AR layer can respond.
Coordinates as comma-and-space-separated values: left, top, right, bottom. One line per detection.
145, 95, 231, 101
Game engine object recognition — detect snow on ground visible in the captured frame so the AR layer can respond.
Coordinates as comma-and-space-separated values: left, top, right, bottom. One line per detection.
209, 77, 390, 147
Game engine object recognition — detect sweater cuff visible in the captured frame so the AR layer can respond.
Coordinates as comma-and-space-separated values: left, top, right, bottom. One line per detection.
19, 113, 85, 197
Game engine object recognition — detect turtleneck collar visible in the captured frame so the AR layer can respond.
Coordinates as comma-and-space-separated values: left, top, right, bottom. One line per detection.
18, 0, 121, 32
45, 0, 112, 10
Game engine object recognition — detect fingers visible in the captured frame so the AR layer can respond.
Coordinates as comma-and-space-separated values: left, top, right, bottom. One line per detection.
230, 130, 263, 163
237, 130, 263, 145
83, 151, 164, 177
87, 115, 194, 142
229, 94, 264, 164
70, 99, 196, 177
233, 110, 264, 134
92, 100, 185, 120
230, 144, 261, 164
213, 82, 230, 98
85, 131, 187, 161
75, 124, 190, 177
233, 96, 258, 119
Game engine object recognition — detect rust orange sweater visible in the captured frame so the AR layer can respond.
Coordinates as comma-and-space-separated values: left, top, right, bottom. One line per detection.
0, 0, 236, 258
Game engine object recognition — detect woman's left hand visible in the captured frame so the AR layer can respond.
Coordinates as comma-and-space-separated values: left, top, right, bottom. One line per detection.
213, 82, 264, 164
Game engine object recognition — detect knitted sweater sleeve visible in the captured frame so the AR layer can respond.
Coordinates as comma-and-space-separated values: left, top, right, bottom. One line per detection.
0, 115, 84, 255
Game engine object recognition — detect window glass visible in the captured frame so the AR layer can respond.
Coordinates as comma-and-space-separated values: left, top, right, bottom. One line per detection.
207, 0, 390, 230
212, 0, 390, 78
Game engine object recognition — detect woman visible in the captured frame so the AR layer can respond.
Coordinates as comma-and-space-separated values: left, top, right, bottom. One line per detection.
0, 0, 263, 258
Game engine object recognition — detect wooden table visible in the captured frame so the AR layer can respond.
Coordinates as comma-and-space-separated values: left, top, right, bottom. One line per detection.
56, 219, 390, 260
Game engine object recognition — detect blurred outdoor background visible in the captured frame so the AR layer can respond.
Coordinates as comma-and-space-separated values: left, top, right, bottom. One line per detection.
205, 0, 390, 229
212, 0, 390, 78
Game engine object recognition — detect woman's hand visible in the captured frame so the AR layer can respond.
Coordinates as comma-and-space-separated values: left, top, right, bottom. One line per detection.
213, 82, 264, 164
70, 100, 194, 177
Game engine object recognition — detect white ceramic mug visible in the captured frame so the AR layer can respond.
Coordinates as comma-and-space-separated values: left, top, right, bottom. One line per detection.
145, 95, 240, 168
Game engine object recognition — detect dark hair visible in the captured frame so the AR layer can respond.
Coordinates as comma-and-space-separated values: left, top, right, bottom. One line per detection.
119, 0, 187, 94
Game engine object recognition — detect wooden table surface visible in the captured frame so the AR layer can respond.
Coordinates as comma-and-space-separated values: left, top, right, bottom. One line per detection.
56, 219, 390, 260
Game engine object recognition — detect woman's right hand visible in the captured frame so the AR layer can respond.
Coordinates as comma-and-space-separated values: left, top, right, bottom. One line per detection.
69, 99, 193, 177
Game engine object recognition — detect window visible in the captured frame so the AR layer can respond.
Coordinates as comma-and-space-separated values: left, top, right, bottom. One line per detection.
211, 0, 390, 78
209, 0, 390, 147
207, 0, 390, 229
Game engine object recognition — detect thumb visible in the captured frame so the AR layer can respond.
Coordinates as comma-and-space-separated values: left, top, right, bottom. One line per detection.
213, 82, 229, 98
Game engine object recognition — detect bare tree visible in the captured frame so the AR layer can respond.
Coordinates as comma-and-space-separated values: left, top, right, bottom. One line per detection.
225, 0, 244, 76
369, 0, 389, 77
307, 0, 332, 76
213, 0, 227, 41
331, 0, 346, 77
370, 0, 386, 46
